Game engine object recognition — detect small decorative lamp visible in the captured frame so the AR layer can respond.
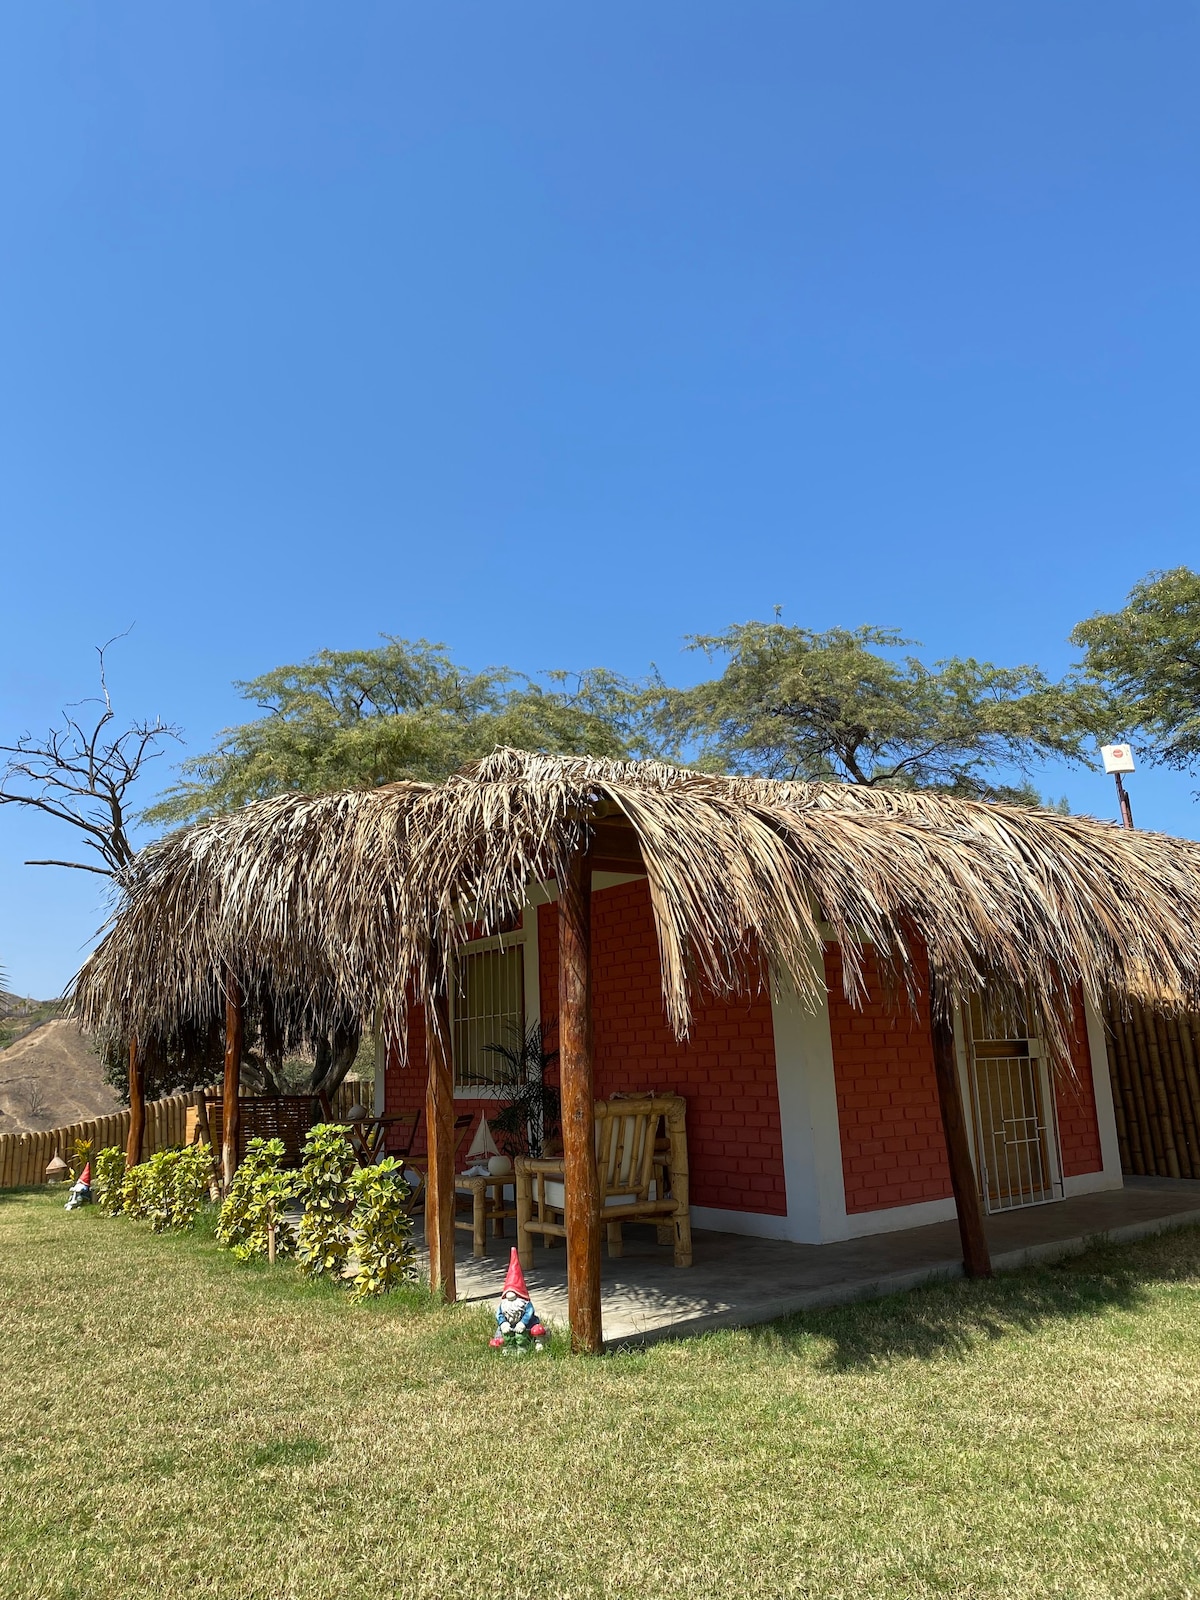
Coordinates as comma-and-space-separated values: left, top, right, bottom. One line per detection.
45, 1152, 69, 1184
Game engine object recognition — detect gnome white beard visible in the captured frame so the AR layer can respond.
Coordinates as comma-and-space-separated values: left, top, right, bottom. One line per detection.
500, 1292, 527, 1327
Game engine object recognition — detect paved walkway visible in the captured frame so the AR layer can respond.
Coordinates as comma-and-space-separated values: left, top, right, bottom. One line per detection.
445, 1177, 1200, 1347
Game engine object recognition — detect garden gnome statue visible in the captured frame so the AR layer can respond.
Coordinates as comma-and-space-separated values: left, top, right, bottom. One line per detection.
64, 1162, 92, 1210
490, 1248, 548, 1352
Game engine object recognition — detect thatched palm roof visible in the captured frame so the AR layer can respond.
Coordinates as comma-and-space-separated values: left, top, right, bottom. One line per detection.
72, 748, 1200, 1057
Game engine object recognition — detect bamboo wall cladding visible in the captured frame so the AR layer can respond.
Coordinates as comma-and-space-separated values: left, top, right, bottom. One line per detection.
1105, 997, 1200, 1179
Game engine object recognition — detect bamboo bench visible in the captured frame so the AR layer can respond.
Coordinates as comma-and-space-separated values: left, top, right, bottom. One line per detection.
515, 1094, 691, 1270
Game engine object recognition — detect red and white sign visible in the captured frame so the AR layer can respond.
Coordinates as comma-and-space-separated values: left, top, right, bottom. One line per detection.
1101, 744, 1136, 775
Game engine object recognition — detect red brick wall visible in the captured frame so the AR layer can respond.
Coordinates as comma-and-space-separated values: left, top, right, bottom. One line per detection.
382, 994, 428, 1141
827, 946, 954, 1214
1054, 995, 1104, 1177
384, 880, 787, 1214
384, 924, 1108, 1216
382, 1001, 499, 1158
829, 955, 1106, 1211
538, 880, 787, 1215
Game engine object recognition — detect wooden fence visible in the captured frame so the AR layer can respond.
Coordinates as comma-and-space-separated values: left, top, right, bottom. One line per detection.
0, 1089, 208, 1189
0, 1077, 374, 1189
1104, 998, 1200, 1179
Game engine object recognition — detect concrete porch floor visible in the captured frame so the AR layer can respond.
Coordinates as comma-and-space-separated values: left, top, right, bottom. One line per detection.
440, 1177, 1200, 1347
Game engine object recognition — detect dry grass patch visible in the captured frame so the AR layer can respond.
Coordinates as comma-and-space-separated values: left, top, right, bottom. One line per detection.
2, 1190, 1200, 1599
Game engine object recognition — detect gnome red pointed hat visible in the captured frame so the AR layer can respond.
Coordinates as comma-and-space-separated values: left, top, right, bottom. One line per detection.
502, 1247, 529, 1299
79, 1163, 91, 1185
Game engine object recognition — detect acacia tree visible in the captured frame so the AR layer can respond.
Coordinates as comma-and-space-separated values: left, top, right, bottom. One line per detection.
136, 637, 635, 1101
0, 637, 180, 880
1071, 567, 1200, 777
145, 636, 633, 826
645, 620, 1100, 799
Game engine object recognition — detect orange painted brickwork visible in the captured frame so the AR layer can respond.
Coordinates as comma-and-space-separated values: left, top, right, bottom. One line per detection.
537, 879, 787, 1215
1054, 994, 1104, 1177
830, 953, 1105, 1211
382, 883, 788, 1216
383, 894, 1104, 1220
827, 945, 954, 1214
381, 996, 498, 1156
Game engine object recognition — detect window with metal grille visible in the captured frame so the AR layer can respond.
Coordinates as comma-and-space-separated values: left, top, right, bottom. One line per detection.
452, 943, 525, 1087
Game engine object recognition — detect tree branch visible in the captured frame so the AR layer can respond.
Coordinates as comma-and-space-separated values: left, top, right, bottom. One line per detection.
24, 859, 115, 877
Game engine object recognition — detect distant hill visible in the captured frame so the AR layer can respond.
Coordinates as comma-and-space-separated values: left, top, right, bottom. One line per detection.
0, 1018, 122, 1134
0, 993, 64, 1050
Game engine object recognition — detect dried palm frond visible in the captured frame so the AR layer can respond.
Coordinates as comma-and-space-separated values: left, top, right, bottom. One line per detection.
72, 749, 1200, 1070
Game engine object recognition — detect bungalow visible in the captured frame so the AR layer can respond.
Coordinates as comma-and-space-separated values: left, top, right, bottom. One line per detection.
382, 871, 1122, 1248
74, 748, 1200, 1352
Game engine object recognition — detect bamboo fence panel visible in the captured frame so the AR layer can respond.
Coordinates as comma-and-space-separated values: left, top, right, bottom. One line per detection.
0, 1090, 209, 1189
1104, 997, 1200, 1178
0, 1075, 374, 1190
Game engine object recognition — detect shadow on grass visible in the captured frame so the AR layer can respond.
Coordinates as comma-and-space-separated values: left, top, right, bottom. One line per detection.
744, 1223, 1200, 1371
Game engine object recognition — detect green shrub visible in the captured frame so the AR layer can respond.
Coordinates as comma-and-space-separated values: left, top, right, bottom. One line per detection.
70, 1138, 95, 1183
94, 1147, 127, 1217
347, 1158, 415, 1298
294, 1124, 356, 1281
120, 1157, 152, 1221
121, 1146, 211, 1232
216, 1137, 297, 1263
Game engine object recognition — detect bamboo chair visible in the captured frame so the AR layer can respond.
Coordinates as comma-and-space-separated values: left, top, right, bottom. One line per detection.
515, 1094, 691, 1270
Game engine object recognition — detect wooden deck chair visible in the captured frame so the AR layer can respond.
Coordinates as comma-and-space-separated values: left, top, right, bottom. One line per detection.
515, 1094, 691, 1270
402, 1112, 475, 1221
204, 1095, 317, 1169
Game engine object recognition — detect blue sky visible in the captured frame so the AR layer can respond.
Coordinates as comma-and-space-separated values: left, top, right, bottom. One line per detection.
2, 2, 1198, 996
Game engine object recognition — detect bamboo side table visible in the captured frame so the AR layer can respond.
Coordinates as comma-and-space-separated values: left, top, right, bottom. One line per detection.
453, 1175, 518, 1258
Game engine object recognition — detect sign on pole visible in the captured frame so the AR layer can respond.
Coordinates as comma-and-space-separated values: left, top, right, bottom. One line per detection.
1101, 744, 1135, 775
1100, 744, 1135, 828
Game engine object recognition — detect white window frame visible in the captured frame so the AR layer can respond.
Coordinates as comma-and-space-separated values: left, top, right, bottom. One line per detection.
450, 903, 541, 1100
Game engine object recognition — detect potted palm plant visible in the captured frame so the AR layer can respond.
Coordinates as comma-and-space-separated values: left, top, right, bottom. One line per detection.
482, 1023, 560, 1160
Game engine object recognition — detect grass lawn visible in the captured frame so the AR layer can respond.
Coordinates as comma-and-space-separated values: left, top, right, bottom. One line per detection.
3, 1192, 1200, 1599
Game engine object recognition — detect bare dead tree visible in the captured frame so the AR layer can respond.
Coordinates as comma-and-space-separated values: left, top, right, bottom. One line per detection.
12, 1076, 52, 1121
0, 633, 182, 880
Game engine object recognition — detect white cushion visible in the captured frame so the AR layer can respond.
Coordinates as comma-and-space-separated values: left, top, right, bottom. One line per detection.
539, 1179, 655, 1212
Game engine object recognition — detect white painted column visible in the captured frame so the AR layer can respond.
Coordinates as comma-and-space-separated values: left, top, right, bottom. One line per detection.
767, 975, 850, 1243
1080, 996, 1124, 1192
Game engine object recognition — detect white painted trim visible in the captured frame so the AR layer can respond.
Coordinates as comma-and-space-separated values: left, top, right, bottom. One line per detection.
690, 1204, 798, 1240
1064, 1167, 1124, 1197
840, 1195, 959, 1236
768, 968, 850, 1244
520, 900, 542, 1034
1083, 996, 1123, 1180
692, 1196, 966, 1241
951, 1005, 980, 1178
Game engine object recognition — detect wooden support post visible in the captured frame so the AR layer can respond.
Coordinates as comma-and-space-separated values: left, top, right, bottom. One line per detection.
929, 980, 992, 1279
425, 988, 457, 1303
559, 844, 603, 1354
126, 1035, 146, 1167
222, 969, 244, 1189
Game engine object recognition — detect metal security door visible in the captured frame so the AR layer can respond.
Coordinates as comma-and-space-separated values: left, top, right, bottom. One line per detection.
966, 995, 1063, 1212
